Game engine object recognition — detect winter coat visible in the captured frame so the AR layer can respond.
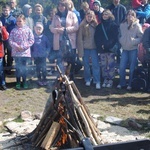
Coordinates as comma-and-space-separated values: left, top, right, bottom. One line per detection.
136, 4, 150, 20
10, 7, 22, 18
0, 14, 16, 33
132, 0, 142, 9
77, 20, 97, 57
94, 19, 119, 53
0, 26, 9, 57
119, 20, 143, 50
50, 10, 79, 51
31, 33, 50, 58
9, 25, 34, 57
106, 3, 126, 25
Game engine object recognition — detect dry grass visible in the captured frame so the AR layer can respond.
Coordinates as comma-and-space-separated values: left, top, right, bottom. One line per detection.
0, 70, 150, 138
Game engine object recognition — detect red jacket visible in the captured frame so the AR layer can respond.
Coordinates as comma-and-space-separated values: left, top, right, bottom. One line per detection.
132, 0, 142, 9
0, 26, 9, 57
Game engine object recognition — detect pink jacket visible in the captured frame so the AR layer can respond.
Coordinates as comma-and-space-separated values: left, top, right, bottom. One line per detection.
9, 25, 34, 57
50, 11, 79, 50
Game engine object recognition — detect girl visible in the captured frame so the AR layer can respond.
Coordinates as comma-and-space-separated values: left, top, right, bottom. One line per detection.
9, 14, 34, 89
32, 22, 50, 86
94, 9, 119, 88
117, 10, 143, 90
77, 10, 101, 89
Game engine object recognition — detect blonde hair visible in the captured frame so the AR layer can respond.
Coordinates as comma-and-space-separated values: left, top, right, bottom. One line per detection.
102, 9, 115, 21
81, 2, 89, 10
82, 10, 98, 37
125, 10, 137, 30
34, 3, 43, 12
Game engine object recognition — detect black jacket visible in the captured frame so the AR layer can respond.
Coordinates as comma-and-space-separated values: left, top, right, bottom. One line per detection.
94, 19, 119, 53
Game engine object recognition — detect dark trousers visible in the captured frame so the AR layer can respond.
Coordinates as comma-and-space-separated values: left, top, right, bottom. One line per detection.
34, 57, 47, 80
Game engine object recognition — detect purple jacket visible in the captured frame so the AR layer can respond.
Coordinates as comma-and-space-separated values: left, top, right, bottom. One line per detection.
9, 25, 34, 57
31, 34, 50, 58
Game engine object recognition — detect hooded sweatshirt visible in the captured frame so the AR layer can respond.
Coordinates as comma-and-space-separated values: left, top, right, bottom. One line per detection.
22, 4, 34, 31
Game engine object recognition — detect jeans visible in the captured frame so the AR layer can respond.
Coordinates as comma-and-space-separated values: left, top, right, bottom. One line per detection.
49, 50, 64, 74
119, 49, 138, 87
83, 49, 100, 84
34, 57, 46, 80
0, 58, 6, 86
14, 57, 28, 83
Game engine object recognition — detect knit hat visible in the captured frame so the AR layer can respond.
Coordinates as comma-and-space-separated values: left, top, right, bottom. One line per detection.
93, 0, 101, 7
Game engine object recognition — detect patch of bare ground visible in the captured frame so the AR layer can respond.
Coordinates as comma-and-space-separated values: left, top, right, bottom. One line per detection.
0, 69, 150, 138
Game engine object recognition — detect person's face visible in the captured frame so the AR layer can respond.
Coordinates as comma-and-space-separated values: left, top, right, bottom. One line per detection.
2, 8, 10, 17
102, 12, 109, 20
9, 0, 17, 9
142, 0, 148, 5
35, 7, 42, 15
93, 3, 99, 11
16, 17, 25, 27
28, 8, 32, 15
34, 26, 43, 35
113, 0, 120, 5
127, 12, 135, 22
86, 14, 93, 23
58, 4, 66, 13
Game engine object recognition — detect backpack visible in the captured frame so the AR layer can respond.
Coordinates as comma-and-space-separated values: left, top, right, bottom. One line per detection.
131, 67, 148, 92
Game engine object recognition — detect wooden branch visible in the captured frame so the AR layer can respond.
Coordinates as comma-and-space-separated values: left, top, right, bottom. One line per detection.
41, 122, 60, 150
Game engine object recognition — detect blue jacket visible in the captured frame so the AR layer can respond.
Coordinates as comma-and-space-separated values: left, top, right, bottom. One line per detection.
136, 4, 150, 24
106, 4, 126, 26
31, 34, 50, 58
0, 14, 16, 33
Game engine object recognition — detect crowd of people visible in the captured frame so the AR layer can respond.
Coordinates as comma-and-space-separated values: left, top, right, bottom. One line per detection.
0, 0, 150, 92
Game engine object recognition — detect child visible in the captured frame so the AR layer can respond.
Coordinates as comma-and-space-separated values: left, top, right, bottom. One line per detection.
31, 22, 50, 86
45, 8, 57, 75
77, 10, 101, 89
0, 21, 9, 90
33, 4, 47, 32
0, 4, 16, 74
9, 14, 34, 89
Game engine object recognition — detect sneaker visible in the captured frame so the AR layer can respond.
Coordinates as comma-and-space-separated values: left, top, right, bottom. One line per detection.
106, 80, 113, 88
42, 80, 48, 86
23, 82, 28, 89
96, 83, 101, 89
85, 81, 91, 86
16, 82, 21, 90
127, 86, 132, 90
102, 79, 108, 88
38, 81, 43, 86
117, 84, 122, 89
0, 85, 7, 90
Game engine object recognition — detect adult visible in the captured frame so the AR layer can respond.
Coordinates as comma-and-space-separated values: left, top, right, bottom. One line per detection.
106, 0, 126, 26
94, 9, 119, 88
79, 2, 90, 21
77, 10, 101, 89
142, 26, 150, 92
50, 0, 79, 80
106, 0, 127, 67
117, 10, 143, 90
9, 0, 22, 18
136, 0, 150, 24
92, 0, 104, 24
